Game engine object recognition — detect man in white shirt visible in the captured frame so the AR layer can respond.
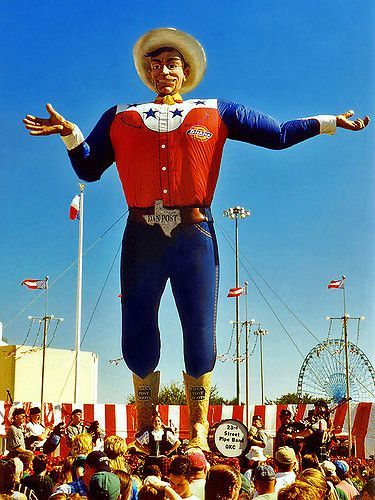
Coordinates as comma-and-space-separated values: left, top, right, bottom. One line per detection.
187, 449, 209, 499
253, 465, 277, 500
274, 446, 297, 493
25, 407, 49, 451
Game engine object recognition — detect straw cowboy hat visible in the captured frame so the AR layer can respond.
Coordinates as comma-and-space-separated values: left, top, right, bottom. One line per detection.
133, 27, 206, 94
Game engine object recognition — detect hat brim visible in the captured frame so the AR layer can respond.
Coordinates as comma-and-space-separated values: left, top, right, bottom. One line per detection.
133, 27, 206, 94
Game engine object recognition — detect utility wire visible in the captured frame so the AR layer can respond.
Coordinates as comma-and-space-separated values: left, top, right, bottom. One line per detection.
4, 211, 127, 333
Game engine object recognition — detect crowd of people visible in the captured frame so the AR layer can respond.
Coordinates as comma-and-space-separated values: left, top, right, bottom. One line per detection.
1, 406, 374, 499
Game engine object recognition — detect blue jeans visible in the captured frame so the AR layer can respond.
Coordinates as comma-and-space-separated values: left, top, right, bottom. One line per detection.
120, 219, 219, 379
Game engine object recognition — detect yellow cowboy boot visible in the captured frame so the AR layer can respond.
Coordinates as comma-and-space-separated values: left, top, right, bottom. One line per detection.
132, 371, 160, 433
183, 370, 212, 451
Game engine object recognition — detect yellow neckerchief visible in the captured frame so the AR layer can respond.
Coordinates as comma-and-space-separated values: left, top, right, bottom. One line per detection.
154, 93, 183, 105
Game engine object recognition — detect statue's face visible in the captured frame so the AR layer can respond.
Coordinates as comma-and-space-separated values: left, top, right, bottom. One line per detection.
148, 49, 190, 96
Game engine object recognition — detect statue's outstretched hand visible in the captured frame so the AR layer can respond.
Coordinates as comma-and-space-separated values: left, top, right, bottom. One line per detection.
336, 110, 370, 131
23, 103, 75, 136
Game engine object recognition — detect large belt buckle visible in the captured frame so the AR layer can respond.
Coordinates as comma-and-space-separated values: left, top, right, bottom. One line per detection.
142, 200, 181, 237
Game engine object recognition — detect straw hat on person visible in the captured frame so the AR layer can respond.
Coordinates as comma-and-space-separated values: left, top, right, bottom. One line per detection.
133, 27, 206, 93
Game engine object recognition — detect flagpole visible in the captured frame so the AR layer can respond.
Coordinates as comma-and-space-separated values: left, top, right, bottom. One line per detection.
342, 277, 352, 456
45, 276, 49, 318
244, 282, 249, 428
41, 276, 49, 417
74, 184, 84, 403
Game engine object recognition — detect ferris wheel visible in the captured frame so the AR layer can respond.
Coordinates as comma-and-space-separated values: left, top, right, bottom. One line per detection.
297, 339, 375, 403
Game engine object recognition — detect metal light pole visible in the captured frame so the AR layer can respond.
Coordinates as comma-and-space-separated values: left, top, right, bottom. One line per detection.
28, 314, 64, 409
326, 313, 365, 456
223, 206, 250, 405
254, 326, 268, 405
244, 298, 256, 428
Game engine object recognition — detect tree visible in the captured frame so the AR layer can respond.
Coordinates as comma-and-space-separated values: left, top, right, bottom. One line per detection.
126, 381, 230, 405
265, 392, 329, 405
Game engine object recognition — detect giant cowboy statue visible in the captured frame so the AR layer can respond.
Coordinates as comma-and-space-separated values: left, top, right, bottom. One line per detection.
23, 28, 369, 451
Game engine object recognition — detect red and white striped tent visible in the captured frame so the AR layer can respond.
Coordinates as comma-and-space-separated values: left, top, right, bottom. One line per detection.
1, 401, 373, 458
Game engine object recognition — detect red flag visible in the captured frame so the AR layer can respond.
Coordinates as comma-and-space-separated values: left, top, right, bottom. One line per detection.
227, 287, 243, 298
69, 195, 80, 220
328, 275, 346, 289
21, 279, 48, 290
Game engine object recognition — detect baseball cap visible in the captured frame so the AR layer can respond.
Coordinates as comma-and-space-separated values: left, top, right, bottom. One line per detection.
89, 471, 121, 500
187, 451, 207, 470
253, 465, 276, 481
86, 451, 111, 472
334, 460, 349, 475
275, 446, 297, 465
320, 460, 337, 476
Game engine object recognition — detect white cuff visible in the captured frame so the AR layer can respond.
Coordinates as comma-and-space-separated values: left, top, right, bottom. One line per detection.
313, 115, 337, 135
60, 125, 85, 150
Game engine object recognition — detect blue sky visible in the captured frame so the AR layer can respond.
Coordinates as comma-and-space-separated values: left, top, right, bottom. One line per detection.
1, 0, 374, 404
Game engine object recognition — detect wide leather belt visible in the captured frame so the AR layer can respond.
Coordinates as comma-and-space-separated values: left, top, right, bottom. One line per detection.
128, 200, 211, 237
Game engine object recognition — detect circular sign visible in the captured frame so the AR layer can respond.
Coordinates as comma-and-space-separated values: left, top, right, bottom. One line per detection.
209, 419, 249, 457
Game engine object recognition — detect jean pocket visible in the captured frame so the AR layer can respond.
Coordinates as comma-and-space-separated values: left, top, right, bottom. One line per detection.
193, 222, 212, 239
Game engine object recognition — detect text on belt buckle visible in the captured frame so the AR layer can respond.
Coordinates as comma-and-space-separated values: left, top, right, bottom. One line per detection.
142, 200, 181, 237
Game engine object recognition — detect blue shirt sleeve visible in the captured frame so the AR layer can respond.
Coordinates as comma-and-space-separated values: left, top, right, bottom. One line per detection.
217, 100, 320, 150
68, 106, 117, 181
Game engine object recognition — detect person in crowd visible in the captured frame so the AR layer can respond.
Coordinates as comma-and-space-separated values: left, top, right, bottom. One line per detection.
277, 480, 321, 500
248, 416, 267, 449
0, 459, 27, 499
252, 465, 277, 500
297, 467, 337, 500
320, 460, 349, 500
237, 474, 254, 500
359, 478, 375, 500
6, 408, 27, 458
168, 457, 199, 500
88, 469, 121, 500
186, 450, 208, 499
334, 460, 359, 499
274, 446, 297, 493
243, 446, 267, 482
11, 458, 37, 500
301, 453, 321, 471
56, 457, 75, 486
104, 435, 129, 472
17, 453, 34, 481
143, 464, 163, 480
70, 433, 93, 479
275, 410, 295, 452
87, 420, 105, 451
204, 464, 242, 500
25, 408, 50, 452
140, 476, 182, 500
136, 414, 180, 457
55, 450, 109, 496
290, 400, 334, 459
21, 455, 53, 500
65, 410, 87, 448
112, 470, 133, 500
